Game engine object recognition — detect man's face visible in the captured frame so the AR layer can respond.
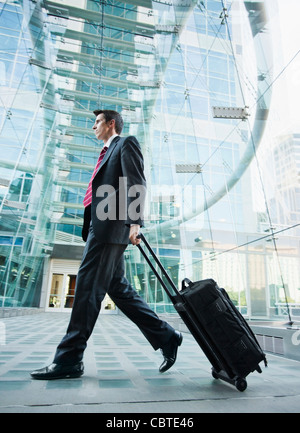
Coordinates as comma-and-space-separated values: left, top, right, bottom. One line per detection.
93, 113, 114, 141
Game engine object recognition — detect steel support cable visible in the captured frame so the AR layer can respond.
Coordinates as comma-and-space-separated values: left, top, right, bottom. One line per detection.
167, 8, 228, 135
0, 9, 40, 221
220, 0, 246, 106
15, 5, 86, 223
145, 1, 227, 142
147, 1, 273, 234
170, 61, 217, 276
160, 1, 254, 204
153, 2, 292, 316
221, 0, 293, 324
94, 0, 151, 18
187, 80, 218, 279
168, 3, 239, 204
169, 21, 253, 177
0, 0, 9, 18
1, 4, 60, 301
48, 13, 153, 39
190, 223, 300, 264
248, 127, 293, 325
212, 2, 263, 108
145, 5, 229, 233
97, 0, 105, 107
148, 1, 241, 217
50, 3, 105, 183
139, 2, 198, 299
220, 159, 248, 307
172, 1, 255, 175
0, 2, 54, 211
57, 38, 137, 62
146, 1, 203, 142
171, 15, 222, 226
201, 48, 300, 170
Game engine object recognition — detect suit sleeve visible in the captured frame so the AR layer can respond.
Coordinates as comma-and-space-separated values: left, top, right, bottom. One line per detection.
120, 136, 147, 227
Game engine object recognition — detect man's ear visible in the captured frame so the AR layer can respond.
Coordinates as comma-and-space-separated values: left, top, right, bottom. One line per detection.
110, 119, 117, 133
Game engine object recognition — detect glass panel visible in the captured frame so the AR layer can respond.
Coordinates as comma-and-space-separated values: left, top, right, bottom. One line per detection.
0, 0, 299, 323
48, 274, 64, 309
63, 275, 76, 309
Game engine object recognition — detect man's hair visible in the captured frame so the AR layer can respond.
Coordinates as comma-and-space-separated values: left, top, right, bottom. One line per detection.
93, 109, 124, 135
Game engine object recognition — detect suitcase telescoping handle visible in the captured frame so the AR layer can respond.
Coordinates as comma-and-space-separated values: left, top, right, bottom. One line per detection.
136, 232, 180, 302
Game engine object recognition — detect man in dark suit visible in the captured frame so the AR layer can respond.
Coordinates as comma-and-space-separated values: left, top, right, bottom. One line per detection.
31, 109, 182, 380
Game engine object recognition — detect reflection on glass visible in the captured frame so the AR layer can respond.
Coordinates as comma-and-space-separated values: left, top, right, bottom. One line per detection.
0, 0, 300, 323
64, 275, 76, 309
49, 274, 63, 308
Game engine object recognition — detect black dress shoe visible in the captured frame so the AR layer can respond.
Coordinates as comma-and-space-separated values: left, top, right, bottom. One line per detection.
30, 362, 84, 380
159, 331, 183, 373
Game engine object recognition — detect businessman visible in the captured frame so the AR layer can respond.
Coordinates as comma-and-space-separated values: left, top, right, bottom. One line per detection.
31, 109, 182, 380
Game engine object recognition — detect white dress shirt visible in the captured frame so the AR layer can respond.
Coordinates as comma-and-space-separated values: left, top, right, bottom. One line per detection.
105, 134, 119, 149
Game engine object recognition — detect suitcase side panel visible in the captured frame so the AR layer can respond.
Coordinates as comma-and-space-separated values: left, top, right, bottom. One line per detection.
173, 299, 223, 372
219, 288, 267, 373
220, 288, 267, 360
181, 280, 267, 378
173, 295, 234, 376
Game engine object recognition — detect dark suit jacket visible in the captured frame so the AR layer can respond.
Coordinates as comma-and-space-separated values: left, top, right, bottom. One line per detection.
82, 135, 146, 244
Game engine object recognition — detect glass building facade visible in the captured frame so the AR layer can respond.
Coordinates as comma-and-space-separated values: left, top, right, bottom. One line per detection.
0, 0, 299, 321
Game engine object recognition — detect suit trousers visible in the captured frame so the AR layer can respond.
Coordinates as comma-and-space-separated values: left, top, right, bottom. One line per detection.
53, 225, 175, 365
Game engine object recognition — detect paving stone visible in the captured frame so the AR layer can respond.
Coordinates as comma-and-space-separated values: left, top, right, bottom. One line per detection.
0, 312, 299, 413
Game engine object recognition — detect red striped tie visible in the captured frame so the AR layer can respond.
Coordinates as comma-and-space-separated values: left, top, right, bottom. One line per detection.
83, 146, 108, 207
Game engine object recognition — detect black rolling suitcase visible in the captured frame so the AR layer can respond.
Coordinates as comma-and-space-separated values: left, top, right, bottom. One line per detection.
137, 233, 267, 392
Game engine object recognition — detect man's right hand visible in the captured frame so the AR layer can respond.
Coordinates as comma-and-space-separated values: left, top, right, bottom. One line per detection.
129, 225, 141, 245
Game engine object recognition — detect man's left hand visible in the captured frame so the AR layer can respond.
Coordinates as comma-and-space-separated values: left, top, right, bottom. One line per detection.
129, 224, 141, 245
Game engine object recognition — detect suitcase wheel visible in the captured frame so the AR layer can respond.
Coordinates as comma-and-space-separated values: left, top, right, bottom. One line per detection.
235, 377, 247, 392
211, 368, 247, 392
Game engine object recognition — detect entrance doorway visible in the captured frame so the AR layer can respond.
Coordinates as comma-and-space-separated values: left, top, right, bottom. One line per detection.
48, 273, 76, 310
46, 259, 117, 313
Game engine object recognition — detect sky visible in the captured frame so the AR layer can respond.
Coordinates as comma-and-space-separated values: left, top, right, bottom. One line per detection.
267, 0, 300, 135
249, 1, 300, 212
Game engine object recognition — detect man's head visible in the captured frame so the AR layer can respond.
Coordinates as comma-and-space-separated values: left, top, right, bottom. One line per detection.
93, 109, 123, 142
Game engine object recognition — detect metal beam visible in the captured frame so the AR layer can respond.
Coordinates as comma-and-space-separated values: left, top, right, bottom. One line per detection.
0, 159, 41, 174
57, 88, 142, 108
43, 1, 155, 37
58, 161, 94, 171
57, 124, 94, 137
54, 29, 154, 54
175, 164, 202, 173
212, 106, 250, 120
58, 217, 83, 225
56, 49, 137, 72
118, 0, 152, 7
54, 179, 87, 188
55, 68, 141, 90
53, 201, 83, 210
146, 0, 273, 234
59, 142, 98, 153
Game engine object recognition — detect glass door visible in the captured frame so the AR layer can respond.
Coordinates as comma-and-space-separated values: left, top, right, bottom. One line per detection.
48, 273, 76, 311
48, 273, 64, 309
47, 272, 116, 313
64, 274, 76, 309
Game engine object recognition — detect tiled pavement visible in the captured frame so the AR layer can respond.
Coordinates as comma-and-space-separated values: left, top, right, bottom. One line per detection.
0, 312, 300, 413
